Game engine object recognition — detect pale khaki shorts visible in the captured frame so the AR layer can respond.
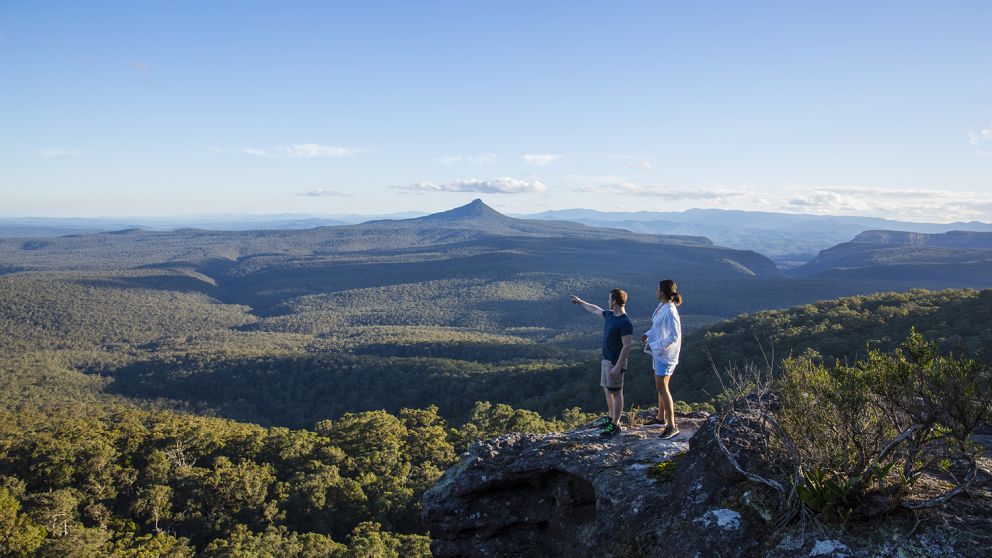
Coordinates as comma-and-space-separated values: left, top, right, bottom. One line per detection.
600, 359, 625, 391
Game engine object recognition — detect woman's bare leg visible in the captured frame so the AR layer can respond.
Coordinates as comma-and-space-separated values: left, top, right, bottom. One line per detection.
661, 374, 676, 427
654, 374, 668, 421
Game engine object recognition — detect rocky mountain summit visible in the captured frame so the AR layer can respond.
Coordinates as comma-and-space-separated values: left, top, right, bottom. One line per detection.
424, 410, 992, 557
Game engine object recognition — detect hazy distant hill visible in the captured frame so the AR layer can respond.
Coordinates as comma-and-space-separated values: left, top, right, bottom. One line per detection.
791, 230, 992, 284
0, 213, 421, 237
7, 201, 989, 323
527, 208, 992, 266
0, 200, 715, 270
9, 207, 991, 268
0, 199, 796, 324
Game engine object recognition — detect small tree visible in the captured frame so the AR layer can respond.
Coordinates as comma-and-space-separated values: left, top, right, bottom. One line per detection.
0, 488, 46, 558
134, 485, 172, 533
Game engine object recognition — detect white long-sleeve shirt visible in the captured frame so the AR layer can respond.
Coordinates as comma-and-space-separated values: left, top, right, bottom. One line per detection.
643, 302, 681, 365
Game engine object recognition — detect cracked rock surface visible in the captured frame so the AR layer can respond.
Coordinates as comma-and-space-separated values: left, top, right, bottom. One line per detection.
425, 410, 992, 558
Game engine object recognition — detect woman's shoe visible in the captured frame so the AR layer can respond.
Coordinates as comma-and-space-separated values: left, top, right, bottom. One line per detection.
658, 425, 680, 439
644, 416, 667, 427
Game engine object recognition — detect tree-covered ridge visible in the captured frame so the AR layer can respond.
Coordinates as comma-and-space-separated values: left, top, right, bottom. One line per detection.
0, 201, 757, 276
253, 276, 599, 332
0, 270, 254, 358
851, 230, 992, 248
674, 288, 992, 401
0, 390, 588, 557
0, 268, 607, 425
792, 230, 992, 281
4, 265, 988, 429
3, 264, 988, 425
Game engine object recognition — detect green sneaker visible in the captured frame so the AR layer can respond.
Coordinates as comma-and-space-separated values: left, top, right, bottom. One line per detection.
599, 422, 621, 437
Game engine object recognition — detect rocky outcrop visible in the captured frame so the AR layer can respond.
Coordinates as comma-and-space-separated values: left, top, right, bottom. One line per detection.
424, 411, 992, 558
423, 411, 768, 558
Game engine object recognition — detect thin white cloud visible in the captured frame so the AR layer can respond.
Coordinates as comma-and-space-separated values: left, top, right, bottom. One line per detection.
970, 122, 992, 156
244, 144, 364, 159
785, 190, 873, 212
611, 155, 653, 169
297, 188, 353, 197
578, 182, 633, 195
574, 179, 991, 222
521, 154, 562, 166
580, 181, 746, 201
806, 186, 954, 200
781, 187, 992, 222
565, 174, 627, 184
397, 177, 547, 194
36, 148, 85, 157
969, 123, 992, 145
435, 153, 498, 166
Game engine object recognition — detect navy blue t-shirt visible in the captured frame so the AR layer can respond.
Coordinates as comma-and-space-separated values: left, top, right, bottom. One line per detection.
601, 310, 634, 364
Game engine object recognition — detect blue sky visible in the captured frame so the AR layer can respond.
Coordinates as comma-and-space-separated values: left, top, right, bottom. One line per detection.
2, 1, 990, 221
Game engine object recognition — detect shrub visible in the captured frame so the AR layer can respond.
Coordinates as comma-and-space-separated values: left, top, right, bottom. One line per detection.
777, 331, 992, 519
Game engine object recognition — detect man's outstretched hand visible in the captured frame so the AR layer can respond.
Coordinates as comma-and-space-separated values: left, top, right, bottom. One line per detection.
570, 295, 583, 305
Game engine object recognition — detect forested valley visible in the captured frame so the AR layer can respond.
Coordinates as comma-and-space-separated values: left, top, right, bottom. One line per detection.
2, 204, 991, 556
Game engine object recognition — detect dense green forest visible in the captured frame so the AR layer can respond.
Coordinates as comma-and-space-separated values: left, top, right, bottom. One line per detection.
0, 260, 610, 555
0, 392, 586, 555
0, 268, 695, 426
674, 288, 992, 401
5, 268, 988, 428
0, 338, 591, 556
3, 273, 989, 555
3, 207, 991, 554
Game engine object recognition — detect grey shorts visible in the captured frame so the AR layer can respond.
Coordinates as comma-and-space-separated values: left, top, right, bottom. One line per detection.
600, 359, 625, 391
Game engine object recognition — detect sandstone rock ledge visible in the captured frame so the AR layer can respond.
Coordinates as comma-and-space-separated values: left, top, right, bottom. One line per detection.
424, 412, 992, 558
423, 413, 743, 558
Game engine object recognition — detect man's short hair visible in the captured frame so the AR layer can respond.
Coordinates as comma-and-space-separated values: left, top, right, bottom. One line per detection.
610, 288, 627, 307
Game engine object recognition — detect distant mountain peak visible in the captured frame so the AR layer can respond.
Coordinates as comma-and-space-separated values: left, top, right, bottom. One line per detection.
421, 199, 508, 222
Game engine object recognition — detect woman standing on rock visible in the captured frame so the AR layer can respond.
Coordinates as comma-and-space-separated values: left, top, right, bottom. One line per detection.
642, 279, 682, 439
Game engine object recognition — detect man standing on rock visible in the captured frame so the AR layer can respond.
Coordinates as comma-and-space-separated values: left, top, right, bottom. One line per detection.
570, 288, 634, 436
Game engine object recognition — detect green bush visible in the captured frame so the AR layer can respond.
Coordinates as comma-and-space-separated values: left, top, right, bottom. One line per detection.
777, 332, 992, 520
673, 401, 693, 414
